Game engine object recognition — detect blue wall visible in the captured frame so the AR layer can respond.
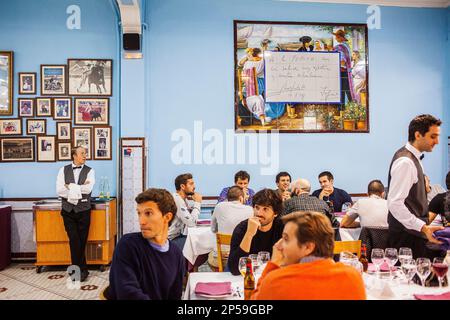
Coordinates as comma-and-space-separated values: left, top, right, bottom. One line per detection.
0, 0, 119, 198
145, 0, 448, 195
0, 0, 448, 198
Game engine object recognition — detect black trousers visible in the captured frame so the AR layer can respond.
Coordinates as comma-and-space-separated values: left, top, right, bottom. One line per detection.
61, 209, 91, 272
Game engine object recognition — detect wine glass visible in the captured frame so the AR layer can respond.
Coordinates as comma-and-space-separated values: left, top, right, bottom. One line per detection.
416, 258, 431, 287
238, 257, 248, 277
398, 247, 413, 265
249, 254, 260, 275
257, 251, 270, 272
341, 202, 352, 213
371, 248, 385, 278
432, 257, 449, 288
384, 248, 398, 279
401, 258, 417, 285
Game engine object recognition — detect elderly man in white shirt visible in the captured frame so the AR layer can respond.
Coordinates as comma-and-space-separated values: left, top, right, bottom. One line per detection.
340, 180, 388, 228
56, 146, 95, 282
387, 114, 444, 259
208, 186, 253, 269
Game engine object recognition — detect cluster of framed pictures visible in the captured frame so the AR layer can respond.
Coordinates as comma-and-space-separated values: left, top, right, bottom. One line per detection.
0, 125, 112, 162
0, 56, 113, 162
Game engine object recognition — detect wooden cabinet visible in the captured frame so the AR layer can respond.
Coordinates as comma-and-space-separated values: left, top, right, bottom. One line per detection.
33, 199, 116, 271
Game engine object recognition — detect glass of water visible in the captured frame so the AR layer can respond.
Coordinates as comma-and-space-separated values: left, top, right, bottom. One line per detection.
401, 258, 417, 285
416, 258, 431, 287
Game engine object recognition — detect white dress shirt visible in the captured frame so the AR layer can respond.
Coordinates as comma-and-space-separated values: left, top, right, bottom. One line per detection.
346, 195, 388, 228
56, 163, 96, 199
210, 201, 253, 234
387, 143, 425, 232
168, 192, 200, 240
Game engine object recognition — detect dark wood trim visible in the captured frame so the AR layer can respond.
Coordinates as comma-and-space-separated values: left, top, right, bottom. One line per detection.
0, 197, 58, 201
11, 252, 36, 260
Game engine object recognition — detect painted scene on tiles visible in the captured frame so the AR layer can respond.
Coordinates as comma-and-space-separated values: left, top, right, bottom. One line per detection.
234, 21, 369, 133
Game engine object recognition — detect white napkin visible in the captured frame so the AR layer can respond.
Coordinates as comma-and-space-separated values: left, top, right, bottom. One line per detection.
68, 183, 82, 205
364, 274, 396, 299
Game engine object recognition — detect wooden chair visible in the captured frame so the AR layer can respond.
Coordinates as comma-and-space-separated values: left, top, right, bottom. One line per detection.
333, 240, 362, 258
216, 233, 232, 272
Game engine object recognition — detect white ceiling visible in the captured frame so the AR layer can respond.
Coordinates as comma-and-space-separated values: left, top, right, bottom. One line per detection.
278, 0, 450, 8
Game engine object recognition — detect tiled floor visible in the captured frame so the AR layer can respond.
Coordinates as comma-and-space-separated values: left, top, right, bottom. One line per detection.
0, 262, 212, 300
0, 263, 109, 300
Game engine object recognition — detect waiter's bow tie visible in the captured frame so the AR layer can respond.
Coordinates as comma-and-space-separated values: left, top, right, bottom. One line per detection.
420, 154, 424, 160
73, 166, 82, 170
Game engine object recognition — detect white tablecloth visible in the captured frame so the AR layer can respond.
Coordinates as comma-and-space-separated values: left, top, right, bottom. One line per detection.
183, 226, 216, 265
184, 271, 448, 300
337, 216, 361, 241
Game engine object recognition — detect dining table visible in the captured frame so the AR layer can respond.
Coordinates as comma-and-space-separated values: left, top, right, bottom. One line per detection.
183, 269, 449, 300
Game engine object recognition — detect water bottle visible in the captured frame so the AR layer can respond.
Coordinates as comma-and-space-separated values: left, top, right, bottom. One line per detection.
104, 176, 110, 199
99, 176, 105, 199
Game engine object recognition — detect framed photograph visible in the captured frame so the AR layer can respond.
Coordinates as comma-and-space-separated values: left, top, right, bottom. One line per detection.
53, 97, 71, 120
36, 98, 52, 116
0, 136, 34, 162
18, 72, 36, 94
18, 98, 34, 117
234, 21, 369, 133
57, 141, 72, 161
37, 135, 56, 162
93, 126, 112, 160
72, 126, 92, 160
56, 121, 71, 140
40, 64, 66, 95
26, 119, 46, 135
74, 98, 109, 125
0, 51, 13, 115
0, 118, 22, 135
68, 59, 112, 96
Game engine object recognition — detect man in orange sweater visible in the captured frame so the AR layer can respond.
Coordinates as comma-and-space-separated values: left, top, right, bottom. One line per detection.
251, 211, 366, 300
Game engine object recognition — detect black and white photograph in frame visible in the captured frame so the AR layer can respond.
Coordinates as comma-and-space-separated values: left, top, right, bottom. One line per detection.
94, 125, 112, 160
57, 141, 72, 161
56, 121, 71, 140
72, 126, 92, 160
68, 59, 112, 96
0, 137, 35, 162
37, 135, 56, 162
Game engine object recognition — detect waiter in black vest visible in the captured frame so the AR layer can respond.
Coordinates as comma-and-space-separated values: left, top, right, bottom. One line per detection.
387, 114, 444, 259
56, 146, 95, 282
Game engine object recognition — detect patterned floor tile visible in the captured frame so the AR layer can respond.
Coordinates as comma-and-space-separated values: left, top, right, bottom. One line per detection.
15, 271, 70, 289
4, 289, 69, 300
0, 264, 39, 278
46, 276, 108, 300
0, 279, 40, 299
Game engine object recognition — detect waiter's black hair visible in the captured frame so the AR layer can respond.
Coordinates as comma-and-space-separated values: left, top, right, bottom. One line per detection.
408, 114, 441, 142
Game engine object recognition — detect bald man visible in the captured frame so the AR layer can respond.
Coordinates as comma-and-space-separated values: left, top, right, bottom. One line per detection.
282, 178, 335, 225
